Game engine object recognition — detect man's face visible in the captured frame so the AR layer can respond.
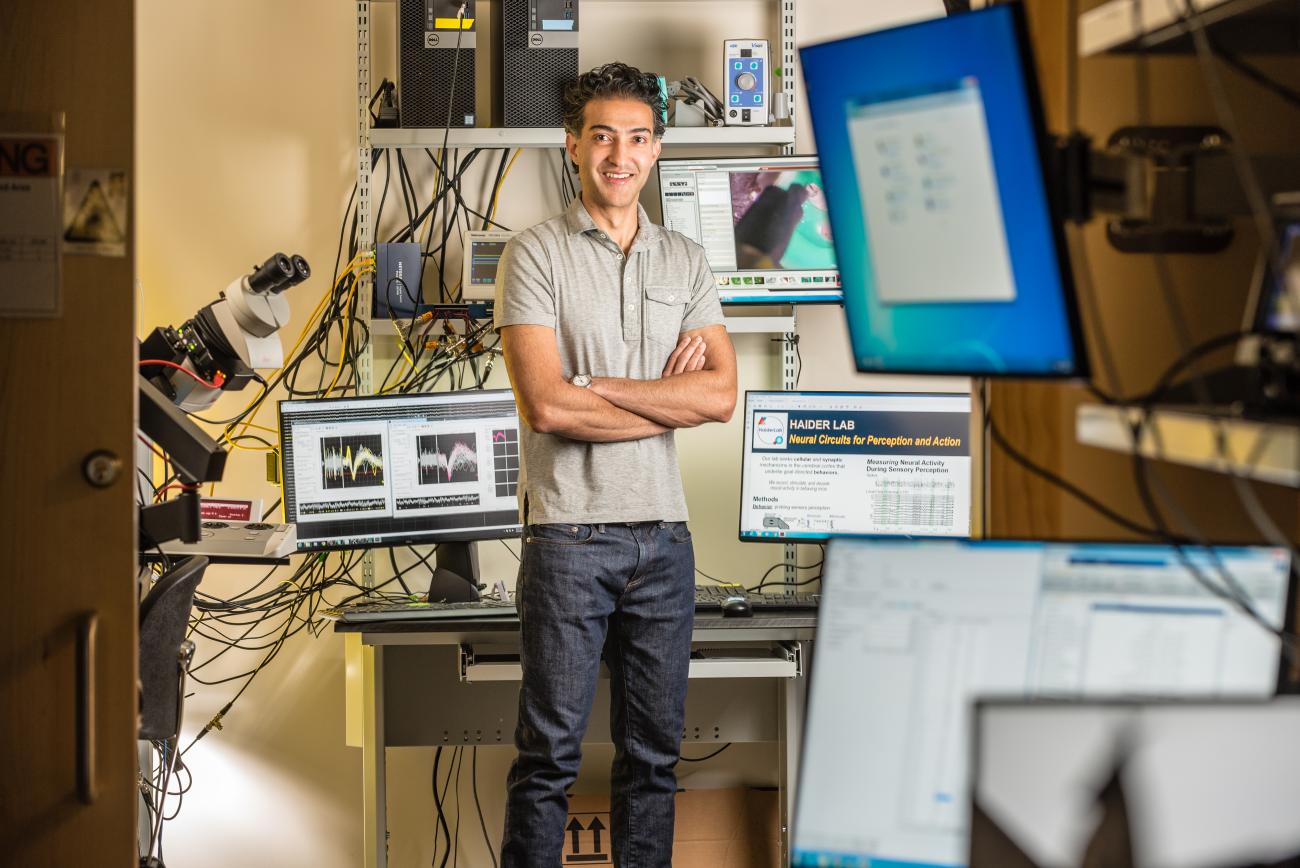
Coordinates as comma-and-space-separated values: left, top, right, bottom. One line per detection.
566, 96, 662, 213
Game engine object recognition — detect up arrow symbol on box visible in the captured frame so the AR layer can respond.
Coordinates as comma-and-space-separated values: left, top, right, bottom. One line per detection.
566, 817, 584, 855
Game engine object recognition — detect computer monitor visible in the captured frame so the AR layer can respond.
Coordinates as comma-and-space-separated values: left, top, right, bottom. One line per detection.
1241, 196, 1300, 344
739, 391, 971, 540
278, 390, 522, 598
792, 539, 1294, 868
972, 699, 1300, 868
656, 155, 842, 304
799, 5, 1089, 376
461, 229, 515, 302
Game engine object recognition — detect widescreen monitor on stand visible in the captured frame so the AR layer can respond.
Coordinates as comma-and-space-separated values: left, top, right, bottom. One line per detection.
739, 391, 972, 541
278, 389, 522, 601
792, 539, 1294, 868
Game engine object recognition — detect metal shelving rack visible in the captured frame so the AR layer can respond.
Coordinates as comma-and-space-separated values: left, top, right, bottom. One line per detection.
369, 124, 797, 148
351, 6, 805, 863
352, 0, 804, 587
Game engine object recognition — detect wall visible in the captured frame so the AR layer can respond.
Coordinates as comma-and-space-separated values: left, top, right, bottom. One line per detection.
136, 1, 950, 865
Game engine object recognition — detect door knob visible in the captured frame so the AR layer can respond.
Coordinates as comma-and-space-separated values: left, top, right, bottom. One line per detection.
82, 450, 123, 488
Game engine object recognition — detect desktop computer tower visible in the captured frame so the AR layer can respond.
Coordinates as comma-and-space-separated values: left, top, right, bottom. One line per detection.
502, 0, 579, 127
399, 0, 479, 127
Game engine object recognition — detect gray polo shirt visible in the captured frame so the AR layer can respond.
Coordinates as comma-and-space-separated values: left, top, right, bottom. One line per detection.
494, 196, 724, 525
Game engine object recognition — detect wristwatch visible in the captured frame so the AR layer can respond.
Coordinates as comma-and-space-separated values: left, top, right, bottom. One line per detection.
570, 374, 592, 388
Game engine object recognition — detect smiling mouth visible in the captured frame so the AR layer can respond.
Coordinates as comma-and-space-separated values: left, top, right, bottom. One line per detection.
602, 171, 633, 182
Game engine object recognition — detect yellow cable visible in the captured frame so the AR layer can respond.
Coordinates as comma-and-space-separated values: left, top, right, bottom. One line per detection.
224, 439, 276, 453
323, 272, 360, 397
488, 149, 521, 225
235, 421, 280, 436
378, 342, 414, 395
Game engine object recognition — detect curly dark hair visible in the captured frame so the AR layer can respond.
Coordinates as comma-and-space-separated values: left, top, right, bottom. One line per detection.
561, 62, 666, 140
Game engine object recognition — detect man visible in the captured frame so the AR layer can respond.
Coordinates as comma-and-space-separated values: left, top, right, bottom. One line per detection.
494, 62, 737, 867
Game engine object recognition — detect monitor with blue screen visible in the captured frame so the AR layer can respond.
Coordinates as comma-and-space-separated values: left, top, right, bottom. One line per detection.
799, 5, 1088, 376
792, 538, 1294, 868
1246, 200, 1300, 336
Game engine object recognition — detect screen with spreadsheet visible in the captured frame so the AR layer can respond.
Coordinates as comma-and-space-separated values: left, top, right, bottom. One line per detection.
278, 390, 522, 551
792, 539, 1293, 868
739, 391, 971, 541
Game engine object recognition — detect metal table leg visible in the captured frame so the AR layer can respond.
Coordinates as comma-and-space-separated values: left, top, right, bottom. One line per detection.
362, 644, 387, 868
778, 641, 808, 865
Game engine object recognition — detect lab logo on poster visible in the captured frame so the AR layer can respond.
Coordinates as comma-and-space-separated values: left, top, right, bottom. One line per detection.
754, 412, 788, 449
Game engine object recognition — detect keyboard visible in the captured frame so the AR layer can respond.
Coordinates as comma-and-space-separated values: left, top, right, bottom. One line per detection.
331, 586, 817, 623
693, 585, 819, 611
331, 598, 517, 623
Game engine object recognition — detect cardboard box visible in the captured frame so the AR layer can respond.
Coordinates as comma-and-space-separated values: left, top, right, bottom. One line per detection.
562, 788, 779, 868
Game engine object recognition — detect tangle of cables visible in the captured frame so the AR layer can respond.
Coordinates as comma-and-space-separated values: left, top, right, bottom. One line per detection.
139, 127, 525, 850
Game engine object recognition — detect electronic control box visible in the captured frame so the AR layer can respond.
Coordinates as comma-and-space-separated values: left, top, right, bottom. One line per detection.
724, 39, 770, 126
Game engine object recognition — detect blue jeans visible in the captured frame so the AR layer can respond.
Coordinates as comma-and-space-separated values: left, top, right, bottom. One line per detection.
501, 521, 696, 868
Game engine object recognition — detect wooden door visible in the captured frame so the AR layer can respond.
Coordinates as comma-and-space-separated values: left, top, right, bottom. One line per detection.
0, 0, 139, 864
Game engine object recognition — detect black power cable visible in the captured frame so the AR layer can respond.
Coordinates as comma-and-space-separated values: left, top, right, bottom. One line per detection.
679, 742, 733, 763
471, 748, 499, 868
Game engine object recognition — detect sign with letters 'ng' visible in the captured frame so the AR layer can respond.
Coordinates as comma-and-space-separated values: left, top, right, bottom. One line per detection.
0, 132, 63, 317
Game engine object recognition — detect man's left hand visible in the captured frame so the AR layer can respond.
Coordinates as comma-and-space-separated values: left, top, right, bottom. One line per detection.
662, 334, 707, 378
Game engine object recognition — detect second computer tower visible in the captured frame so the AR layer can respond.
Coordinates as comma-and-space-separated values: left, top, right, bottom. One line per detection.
399, 0, 478, 127
502, 0, 579, 127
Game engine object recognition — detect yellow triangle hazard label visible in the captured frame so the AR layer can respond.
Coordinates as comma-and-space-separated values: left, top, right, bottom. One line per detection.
64, 179, 125, 244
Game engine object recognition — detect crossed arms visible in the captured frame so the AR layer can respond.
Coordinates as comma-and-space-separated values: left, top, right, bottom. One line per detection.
499, 324, 737, 442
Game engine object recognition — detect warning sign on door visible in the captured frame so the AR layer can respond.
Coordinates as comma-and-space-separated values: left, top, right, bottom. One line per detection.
63, 168, 127, 257
0, 132, 63, 317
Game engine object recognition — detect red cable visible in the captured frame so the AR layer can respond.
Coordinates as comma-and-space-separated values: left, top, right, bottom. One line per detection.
152, 482, 200, 502
139, 359, 224, 389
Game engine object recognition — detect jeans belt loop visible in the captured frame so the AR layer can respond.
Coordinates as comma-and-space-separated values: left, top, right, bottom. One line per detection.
597, 523, 605, 534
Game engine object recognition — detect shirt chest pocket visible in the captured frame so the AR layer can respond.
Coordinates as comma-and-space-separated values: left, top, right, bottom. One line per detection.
642, 285, 687, 347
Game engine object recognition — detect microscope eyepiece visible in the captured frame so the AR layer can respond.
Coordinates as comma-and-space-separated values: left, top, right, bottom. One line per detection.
288, 254, 311, 287
246, 253, 295, 294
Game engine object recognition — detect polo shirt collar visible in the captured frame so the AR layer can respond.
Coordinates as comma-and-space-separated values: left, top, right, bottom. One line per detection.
565, 195, 663, 246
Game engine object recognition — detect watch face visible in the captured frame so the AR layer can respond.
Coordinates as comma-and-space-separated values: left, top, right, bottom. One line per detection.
572, 374, 592, 388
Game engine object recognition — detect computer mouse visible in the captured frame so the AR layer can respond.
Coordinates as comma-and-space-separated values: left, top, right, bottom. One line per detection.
721, 597, 753, 618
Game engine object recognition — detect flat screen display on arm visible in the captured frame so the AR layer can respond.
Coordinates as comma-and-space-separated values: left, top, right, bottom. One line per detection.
799, 5, 1089, 377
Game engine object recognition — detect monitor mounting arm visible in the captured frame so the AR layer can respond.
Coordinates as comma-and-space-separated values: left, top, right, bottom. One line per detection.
1054, 126, 1300, 254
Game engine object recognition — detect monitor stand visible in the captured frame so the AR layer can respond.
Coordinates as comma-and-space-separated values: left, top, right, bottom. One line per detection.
425, 541, 482, 603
